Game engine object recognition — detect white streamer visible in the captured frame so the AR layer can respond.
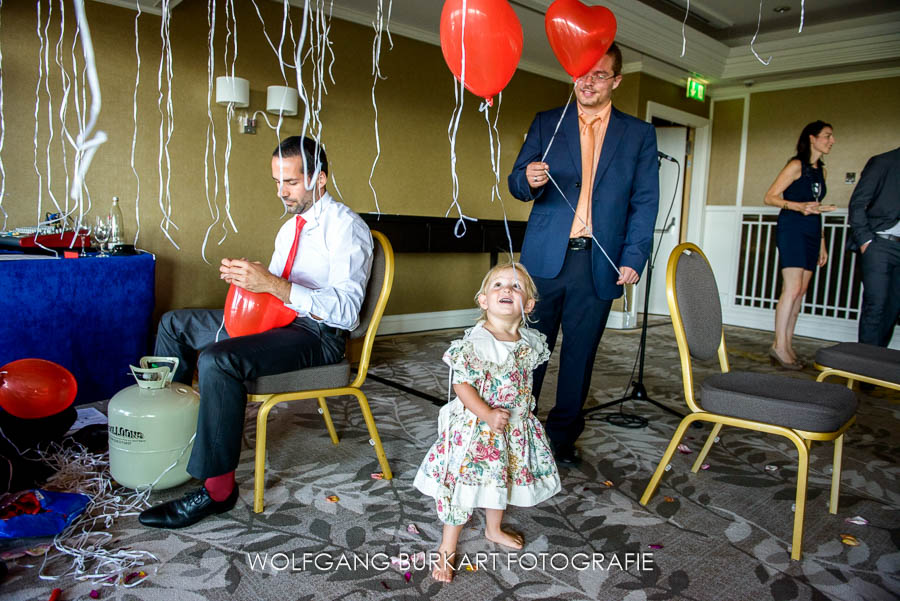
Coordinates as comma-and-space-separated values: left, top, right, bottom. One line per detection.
0, 0, 7, 230
130, 1, 143, 248
54, 0, 74, 227
750, 0, 772, 66
799, 0, 805, 33
33, 0, 45, 225
155, 0, 179, 248
43, 0, 62, 218
201, 0, 221, 264
57, 0, 107, 248
680, 0, 689, 58
367, 0, 393, 216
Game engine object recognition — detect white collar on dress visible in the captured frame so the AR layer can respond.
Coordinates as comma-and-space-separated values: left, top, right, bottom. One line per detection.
465, 321, 539, 365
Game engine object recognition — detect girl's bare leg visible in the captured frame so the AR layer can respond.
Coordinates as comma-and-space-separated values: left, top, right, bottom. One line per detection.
433, 523, 462, 582
485, 508, 524, 549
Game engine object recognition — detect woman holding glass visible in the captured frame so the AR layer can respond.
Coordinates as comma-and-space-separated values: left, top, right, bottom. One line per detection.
763, 120, 837, 370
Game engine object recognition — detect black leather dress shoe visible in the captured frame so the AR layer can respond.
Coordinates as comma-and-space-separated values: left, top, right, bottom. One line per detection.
139, 486, 239, 529
553, 445, 582, 466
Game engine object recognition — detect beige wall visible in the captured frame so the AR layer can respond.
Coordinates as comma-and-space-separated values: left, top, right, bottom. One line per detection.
1, 1, 570, 319
707, 98, 744, 206
709, 77, 900, 208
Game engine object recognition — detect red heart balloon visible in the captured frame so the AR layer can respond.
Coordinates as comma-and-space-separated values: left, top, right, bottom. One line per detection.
0, 359, 77, 419
440, 0, 523, 106
224, 284, 296, 338
545, 0, 617, 80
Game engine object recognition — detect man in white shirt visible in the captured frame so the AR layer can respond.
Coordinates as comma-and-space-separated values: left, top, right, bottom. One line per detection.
140, 137, 373, 529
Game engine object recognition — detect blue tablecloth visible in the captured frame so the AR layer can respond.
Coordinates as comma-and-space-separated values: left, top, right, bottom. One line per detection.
0, 253, 155, 405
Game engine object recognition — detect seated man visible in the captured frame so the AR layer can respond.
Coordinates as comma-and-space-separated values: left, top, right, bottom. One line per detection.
139, 136, 373, 529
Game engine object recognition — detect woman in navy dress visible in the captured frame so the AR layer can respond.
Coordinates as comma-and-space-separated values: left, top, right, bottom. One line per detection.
764, 121, 836, 369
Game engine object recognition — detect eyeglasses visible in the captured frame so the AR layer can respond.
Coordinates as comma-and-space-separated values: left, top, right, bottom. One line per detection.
578, 71, 618, 85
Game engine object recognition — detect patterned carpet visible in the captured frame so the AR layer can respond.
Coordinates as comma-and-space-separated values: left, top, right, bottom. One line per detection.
3, 320, 899, 601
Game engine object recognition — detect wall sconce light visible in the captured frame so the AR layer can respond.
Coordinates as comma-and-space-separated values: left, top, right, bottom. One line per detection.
266, 86, 299, 116
215, 76, 250, 107
216, 76, 255, 133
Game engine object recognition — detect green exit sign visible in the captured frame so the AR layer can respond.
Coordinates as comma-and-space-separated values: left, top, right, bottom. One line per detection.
686, 78, 706, 101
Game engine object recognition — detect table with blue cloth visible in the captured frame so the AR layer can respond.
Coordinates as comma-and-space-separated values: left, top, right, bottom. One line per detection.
0, 253, 155, 405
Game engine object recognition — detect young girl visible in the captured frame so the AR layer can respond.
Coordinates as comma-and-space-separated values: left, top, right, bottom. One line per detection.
413, 262, 561, 583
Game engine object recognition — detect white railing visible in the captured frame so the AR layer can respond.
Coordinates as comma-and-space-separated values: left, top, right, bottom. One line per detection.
734, 208, 863, 321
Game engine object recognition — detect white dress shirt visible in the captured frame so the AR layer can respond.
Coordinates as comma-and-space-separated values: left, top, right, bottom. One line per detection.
268, 192, 373, 331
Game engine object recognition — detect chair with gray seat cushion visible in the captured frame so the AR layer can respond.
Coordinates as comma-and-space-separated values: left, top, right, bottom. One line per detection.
245, 231, 394, 513
814, 342, 900, 392
640, 242, 858, 561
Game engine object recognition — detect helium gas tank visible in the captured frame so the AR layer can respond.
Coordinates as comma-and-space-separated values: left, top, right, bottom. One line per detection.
108, 357, 199, 490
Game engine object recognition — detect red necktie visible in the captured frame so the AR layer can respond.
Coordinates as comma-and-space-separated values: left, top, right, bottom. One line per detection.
280, 215, 306, 279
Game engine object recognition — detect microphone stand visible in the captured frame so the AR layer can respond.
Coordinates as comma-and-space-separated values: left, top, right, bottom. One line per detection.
584, 154, 686, 428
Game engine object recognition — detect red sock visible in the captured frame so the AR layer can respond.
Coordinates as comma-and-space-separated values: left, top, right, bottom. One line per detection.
205, 471, 235, 502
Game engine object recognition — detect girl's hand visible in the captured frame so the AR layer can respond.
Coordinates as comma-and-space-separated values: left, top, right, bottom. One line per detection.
486, 408, 510, 434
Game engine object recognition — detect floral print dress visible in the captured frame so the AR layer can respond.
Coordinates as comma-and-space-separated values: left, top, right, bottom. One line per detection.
413, 322, 561, 525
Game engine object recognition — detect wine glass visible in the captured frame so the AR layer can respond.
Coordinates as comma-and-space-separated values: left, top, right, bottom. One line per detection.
811, 182, 822, 203
93, 216, 111, 257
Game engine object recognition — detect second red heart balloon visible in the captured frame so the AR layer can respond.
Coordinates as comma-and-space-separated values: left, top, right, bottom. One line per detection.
440, 0, 523, 106
545, 0, 617, 80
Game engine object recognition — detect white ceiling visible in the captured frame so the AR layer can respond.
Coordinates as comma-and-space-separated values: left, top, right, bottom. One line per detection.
97, 0, 900, 94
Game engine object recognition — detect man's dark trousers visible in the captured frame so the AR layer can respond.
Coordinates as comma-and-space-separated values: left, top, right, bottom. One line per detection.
530, 246, 613, 451
154, 309, 346, 479
859, 237, 900, 347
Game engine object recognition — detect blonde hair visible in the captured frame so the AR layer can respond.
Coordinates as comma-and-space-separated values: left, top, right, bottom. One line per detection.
474, 262, 538, 325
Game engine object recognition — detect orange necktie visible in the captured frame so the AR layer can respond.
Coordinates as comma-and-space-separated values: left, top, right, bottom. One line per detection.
280, 215, 306, 279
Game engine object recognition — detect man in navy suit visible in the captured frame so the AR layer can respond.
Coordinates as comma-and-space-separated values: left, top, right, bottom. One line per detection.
508, 43, 659, 465
849, 147, 900, 347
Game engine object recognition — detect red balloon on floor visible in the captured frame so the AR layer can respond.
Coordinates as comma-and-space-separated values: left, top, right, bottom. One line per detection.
545, 0, 617, 80
224, 284, 296, 338
0, 359, 77, 419
439, 0, 523, 106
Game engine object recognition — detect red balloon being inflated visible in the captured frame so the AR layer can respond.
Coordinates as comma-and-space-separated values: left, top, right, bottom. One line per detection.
0, 359, 77, 419
223, 284, 297, 338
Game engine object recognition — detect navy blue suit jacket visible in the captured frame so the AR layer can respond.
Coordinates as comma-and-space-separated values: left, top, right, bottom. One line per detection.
508, 104, 659, 300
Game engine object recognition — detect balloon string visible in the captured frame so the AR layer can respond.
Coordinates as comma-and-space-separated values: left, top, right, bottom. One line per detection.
544, 170, 627, 313
444, 0, 476, 238
680, 0, 689, 58
481, 94, 525, 324
540, 88, 574, 163
750, 0, 772, 66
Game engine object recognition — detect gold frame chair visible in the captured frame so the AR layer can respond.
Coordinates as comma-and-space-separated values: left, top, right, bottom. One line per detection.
247, 230, 395, 513
815, 353, 900, 394
640, 243, 856, 560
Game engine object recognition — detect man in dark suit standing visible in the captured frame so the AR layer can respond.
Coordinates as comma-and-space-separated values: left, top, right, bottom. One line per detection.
849, 147, 900, 347
507, 43, 658, 465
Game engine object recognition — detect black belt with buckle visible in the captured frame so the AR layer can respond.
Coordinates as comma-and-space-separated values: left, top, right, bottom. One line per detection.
567, 237, 592, 251
876, 233, 900, 243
